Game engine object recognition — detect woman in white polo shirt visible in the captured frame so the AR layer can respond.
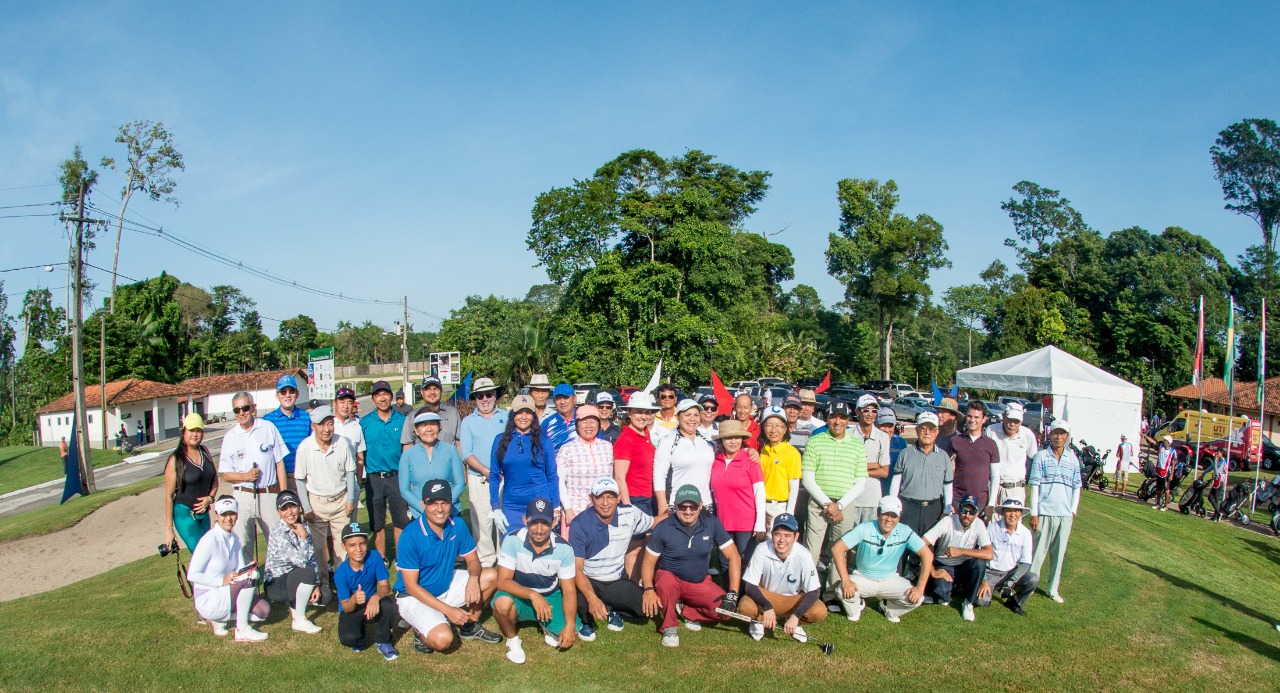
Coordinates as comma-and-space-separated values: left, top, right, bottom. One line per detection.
653, 399, 717, 516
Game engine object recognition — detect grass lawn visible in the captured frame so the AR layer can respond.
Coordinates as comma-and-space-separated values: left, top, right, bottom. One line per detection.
0, 445, 131, 494
0, 474, 165, 542
0, 492, 1276, 690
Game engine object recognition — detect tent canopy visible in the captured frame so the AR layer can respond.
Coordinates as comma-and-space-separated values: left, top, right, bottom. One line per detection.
956, 345, 1143, 463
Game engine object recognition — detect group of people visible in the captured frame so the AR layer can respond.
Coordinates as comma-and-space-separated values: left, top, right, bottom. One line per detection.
162, 373, 1082, 662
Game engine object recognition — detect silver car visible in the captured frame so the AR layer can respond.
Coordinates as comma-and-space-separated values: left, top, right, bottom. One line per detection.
890, 397, 932, 423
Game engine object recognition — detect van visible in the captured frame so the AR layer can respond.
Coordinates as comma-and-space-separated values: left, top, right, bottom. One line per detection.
1166, 410, 1262, 467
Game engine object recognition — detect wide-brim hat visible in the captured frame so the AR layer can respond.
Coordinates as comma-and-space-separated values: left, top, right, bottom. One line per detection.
528, 374, 552, 390
626, 392, 661, 411
471, 377, 501, 397
933, 398, 961, 416
715, 419, 751, 440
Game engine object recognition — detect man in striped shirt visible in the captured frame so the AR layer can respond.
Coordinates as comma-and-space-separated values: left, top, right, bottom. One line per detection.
263, 374, 313, 492
569, 478, 654, 638
800, 400, 869, 590
492, 497, 579, 664
1028, 420, 1081, 604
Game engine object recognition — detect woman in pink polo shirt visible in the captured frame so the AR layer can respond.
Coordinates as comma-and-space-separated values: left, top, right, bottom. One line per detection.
710, 420, 766, 562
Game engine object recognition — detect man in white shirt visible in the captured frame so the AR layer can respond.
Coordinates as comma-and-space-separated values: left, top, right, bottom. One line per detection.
795, 390, 823, 433
1113, 434, 1136, 497
851, 395, 891, 525
218, 391, 289, 563
922, 495, 993, 621
985, 402, 1039, 504
977, 499, 1038, 616
294, 405, 359, 599
737, 513, 826, 642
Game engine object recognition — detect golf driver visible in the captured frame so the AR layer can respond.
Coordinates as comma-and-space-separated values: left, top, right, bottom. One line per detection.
715, 607, 835, 655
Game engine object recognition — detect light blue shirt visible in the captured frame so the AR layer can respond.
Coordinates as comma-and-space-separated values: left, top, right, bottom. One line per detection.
840, 520, 924, 581
1028, 447, 1082, 516
399, 442, 466, 518
460, 408, 509, 476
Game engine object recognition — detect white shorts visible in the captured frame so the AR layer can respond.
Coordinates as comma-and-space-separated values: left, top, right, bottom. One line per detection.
397, 569, 469, 634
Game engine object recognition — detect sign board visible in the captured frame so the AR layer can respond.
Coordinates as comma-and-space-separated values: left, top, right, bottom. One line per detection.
308, 347, 336, 401
429, 351, 461, 385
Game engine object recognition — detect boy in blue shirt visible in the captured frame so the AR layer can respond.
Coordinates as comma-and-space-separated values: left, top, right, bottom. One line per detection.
492, 497, 580, 664
334, 522, 399, 661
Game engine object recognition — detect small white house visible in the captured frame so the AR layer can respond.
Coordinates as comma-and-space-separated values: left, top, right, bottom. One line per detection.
38, 379, 189, 447
180, 368, 310, 420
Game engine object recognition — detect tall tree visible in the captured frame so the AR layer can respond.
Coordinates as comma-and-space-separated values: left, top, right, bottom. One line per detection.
942, 284, 991, 367
826, 178, 950, 380
1000, 181, 1090, 275
1211, 118, 1280, 327
276, 314, 321, 368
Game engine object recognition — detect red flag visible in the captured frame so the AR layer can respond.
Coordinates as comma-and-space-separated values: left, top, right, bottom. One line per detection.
1193, 295, 1204, 385
710, 370, 735, 416
815, 370, 831, 394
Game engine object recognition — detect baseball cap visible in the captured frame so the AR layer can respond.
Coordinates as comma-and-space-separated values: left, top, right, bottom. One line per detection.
782, 395, 802, 409
214, 496, 239, 515
1161, 433, 1172, 443
875, 409, 898, 426
182, 412, 205, 430
958, 494, 980, 511
276, 490, 301, 510
528, 374, 552, 390
576, 404, 602, 421
1003, 402, 1025, 422
698, 392, 719, 406
276, 374, 298, 391
771, 513, 800, 532
335, 386, 356, 401
798, 389, 818, 404
675, 398, 703, 414
420, 375, 442, 389
878, 496, 904, 515
341, 522, 370, 541
509, 394, 537, 415
856, 394, 879, 410
590, 477, 620, 496
371, 380, 393, 396
595, 391, 615, 405
525, 497, 555, 525
626, 391, 661, 411
422, 479, 452, 504
916, 411, 939, 427
552, 383, 576, 399
828, 400, 852, 418
309, 405, 335, 424
761, 405, 788, 425
413, 410, 442, 425
673, 484, 703, 506
1000, 498, 1026, 512
1051, 420, 1072, 434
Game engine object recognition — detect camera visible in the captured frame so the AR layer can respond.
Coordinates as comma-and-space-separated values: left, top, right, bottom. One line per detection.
157, 540, 179, 558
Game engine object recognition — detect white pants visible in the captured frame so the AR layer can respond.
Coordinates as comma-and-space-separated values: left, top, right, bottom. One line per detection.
764, 501, 788, 531
232, 489, 277, 565
467, 474, 497, 567
838, 570, 921, 620
194, 583, 254, 629
997, 483, 1027, 505
398, 570, 469, 635
1031, 514, 1073, 597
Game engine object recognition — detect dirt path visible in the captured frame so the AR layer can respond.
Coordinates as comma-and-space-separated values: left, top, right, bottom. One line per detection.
0, 486, 165, 601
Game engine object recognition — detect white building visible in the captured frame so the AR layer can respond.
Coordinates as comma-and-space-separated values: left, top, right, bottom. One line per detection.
38, 379, 189, 447
180, 368, 310, 421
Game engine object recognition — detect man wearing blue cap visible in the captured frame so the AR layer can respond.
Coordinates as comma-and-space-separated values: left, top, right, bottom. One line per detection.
922, 494, 993, 621
263, 374, 312, 491
542, 383, 578, 453
738, 513, 826, 642
569, 477, 654, 638
493, 497, 580, 664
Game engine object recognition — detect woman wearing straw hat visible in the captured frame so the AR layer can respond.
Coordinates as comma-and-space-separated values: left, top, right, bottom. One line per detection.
711, 419, 766, 561
163, 412, 220, 553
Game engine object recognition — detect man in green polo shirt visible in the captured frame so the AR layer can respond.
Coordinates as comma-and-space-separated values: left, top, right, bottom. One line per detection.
800, 400, 868, 596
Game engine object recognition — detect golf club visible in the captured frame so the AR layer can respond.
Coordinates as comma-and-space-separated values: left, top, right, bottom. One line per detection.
715, 607, 835, 655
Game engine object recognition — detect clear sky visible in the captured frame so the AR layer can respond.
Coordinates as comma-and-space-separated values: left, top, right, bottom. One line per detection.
2, 2, 1278, 336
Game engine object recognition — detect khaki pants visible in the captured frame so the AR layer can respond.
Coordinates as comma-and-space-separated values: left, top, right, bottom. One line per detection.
997, 482, 1027, 505
466, 473, 498, 567
804, 498, 857, 593
739, 586, 829, 623
764, 501, 789, 531
838, 570, 920, 621
308, 491, 351, 570
231, 488, 277, 565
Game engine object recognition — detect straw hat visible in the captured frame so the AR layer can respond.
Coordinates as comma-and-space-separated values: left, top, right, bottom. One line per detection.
715, 420, 751, 440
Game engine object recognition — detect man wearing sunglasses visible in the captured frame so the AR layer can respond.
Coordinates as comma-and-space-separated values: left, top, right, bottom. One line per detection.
921, 495, 993, 621
652, 384, 680, 435
219, 391, 289, 563
830, 496, 933, 623
263, 374, 313, 492
459, 377, 509, 567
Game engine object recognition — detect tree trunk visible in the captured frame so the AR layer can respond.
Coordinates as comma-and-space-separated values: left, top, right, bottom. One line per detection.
968, 325, 973, 368
883, 317, 895, 381
110, 184, 136, 313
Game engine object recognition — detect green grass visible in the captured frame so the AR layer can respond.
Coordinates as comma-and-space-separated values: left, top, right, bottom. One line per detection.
0, 492, 1277, 690
1102, 470, 1278, 526
0, 445, 131, 494
0, 474, 165, 542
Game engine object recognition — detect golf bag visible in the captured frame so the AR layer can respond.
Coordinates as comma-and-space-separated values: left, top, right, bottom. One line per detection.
1178, 469, 1214, 517
1077, 440, 1109, 491
1136, 458, 1162, 501
1214, 479, 1255, 523
1254, 476, 1280, 536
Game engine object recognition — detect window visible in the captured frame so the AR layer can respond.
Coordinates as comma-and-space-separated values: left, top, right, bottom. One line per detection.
88, 413, 93, 423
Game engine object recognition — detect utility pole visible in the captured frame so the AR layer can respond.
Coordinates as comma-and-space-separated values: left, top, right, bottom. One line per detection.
64, 182, 96, 493
401, 296, 411, 406
99, 311, 107, 450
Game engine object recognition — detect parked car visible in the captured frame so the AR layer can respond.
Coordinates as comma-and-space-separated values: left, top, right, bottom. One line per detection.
979, 400, 1007, 427
890, 397, 932, 423
997, 395, 1030, 406
574, 382, 602, 405
797, 377, 824, 390
728, 380, 761, 393
1022, 401, 1044, 432
890, 383, 917, 398
618, 386, 641, 404
1261, 437, 1280, 471
757, 377, 789, 388
862, 380, 894, 391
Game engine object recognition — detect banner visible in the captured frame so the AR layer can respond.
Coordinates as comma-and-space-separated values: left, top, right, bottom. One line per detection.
307, 347, 335, 401
61, 425, 84, 504
449, 370, 475, 405
429, 351, 462, 385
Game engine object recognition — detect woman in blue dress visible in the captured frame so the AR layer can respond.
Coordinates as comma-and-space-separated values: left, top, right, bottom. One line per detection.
488, 394, 560, 534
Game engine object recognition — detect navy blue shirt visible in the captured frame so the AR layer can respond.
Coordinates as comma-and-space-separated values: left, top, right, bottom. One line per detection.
335, 548, 390, 602
360, 409, 406, 474
392, 515, 476, 596
262, 406, 313, 474
645, 513, 733, 583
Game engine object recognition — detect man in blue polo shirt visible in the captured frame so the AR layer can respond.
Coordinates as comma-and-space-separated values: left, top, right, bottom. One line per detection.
394, 479, 501, 655
542, 383, 578, 453
569, 477, 654, 638
460, 377, 508, 568
831, 496, 935, 623
360, 380, 408, 561
263, 374, 313, 491
493, 497, 580, 664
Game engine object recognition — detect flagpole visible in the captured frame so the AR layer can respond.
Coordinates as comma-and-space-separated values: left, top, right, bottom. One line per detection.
1193, 295, 1205, 478
1225, 296, 1236, 517
1253, 298, 1265, 513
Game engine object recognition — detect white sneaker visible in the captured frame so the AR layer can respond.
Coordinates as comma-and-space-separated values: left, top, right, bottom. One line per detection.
885, 614, 901, 623
846, 607, 863, 622
748, 623, 764, 641
1050, 593, 1065, 604
683, 619, 702, 631
235, 626, 268, 642
505, 637, 526, 664
962, 603, 975, 622
211, 621, 229, 637
661, 627, 679, 648
544, 632, 559, 648
792, 625, 808, 642
292, 618, 322, 634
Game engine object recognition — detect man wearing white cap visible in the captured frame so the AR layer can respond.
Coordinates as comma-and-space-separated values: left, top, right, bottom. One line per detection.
985, 401, 1039, 505
1028, 419, 1081, 604
568, 477, 654, 638
830, 496, 934, 623
1114, 434, 1136, 497
890, 411, 954, 554
851, 394, 891, 525
595, 391, 622, 444
977, 498, 1038, 615
1153, 434, 1176, 510
293, 405, 359, 597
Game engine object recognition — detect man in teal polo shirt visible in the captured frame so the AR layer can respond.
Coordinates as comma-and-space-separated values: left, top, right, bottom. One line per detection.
830, 496, 934, 623
360, 381, 408, 560
263, 374, 313, 491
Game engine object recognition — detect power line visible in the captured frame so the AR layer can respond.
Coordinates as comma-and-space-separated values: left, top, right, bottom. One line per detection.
1, 262, 66, 273
0, 212, 60, 219
0, 201, 59, 210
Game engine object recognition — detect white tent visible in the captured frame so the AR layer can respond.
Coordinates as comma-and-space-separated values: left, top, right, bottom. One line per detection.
955, 345, 1143, 456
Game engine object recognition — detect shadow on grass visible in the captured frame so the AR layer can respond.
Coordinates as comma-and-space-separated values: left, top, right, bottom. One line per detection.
1122, 558, 1277, 626
1243, 539, 1280, 566
0, 449, 44, 470
1191, 617, 1280, 662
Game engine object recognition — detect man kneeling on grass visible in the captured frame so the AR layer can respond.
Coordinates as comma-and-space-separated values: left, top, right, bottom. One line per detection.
922, 494, 993, 622
831, 496, 933, 623
569, 477, 655, 638
394, 479, 502, 655
641, 484, 742, 648
737, 513, 826, 642
493, 498, 579, 664
976, 499, 1038, 616
334, 522, 399, 661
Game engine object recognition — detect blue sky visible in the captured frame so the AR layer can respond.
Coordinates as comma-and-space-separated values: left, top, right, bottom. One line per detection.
2, 2, 1278, 337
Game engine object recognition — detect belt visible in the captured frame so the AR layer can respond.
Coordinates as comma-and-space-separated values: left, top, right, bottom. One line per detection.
901, 497, 941, 507
234, 486, 270, 494
310, 490, 348, 503
369, 471, 398, 478
1000, 481, 1026, 489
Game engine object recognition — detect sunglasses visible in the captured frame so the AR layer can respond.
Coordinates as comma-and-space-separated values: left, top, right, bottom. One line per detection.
958, 507, 977, 515
232, 405, 253, 414
659, 394, 676, 400
476, 392, 497, 399
677, 503, 699, 511
278, 388, 298, 395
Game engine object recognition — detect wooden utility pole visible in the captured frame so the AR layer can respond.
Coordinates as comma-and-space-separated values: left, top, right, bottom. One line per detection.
64, 182, 96, 493
401, 296, 411, 405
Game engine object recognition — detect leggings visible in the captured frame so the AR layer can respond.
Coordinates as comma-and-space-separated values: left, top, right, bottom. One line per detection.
173, 504, 210, 553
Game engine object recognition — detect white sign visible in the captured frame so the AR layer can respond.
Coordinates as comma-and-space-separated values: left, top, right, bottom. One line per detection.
308, 347, 335, 401
429, 351, 461, 385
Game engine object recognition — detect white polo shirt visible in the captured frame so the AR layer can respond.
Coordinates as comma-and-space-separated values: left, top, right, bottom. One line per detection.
333, 416, 366, 457
985, 424, 1039, 483
293, 434, 356, 498
922, 514, 991, 567
219, 418, 287, 490
653, 430, 717, 503
854, 424, 891, 507
743, 541, 821, 596
987, 518, 1034, 573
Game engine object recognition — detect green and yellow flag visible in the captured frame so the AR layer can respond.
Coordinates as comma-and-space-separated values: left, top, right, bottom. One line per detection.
1224, 296, 1236, 399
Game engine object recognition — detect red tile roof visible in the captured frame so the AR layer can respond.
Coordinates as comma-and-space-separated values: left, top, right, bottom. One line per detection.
1166, 376, 1280, 413
177, 368, 308, 398
37, 379, 189, 414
